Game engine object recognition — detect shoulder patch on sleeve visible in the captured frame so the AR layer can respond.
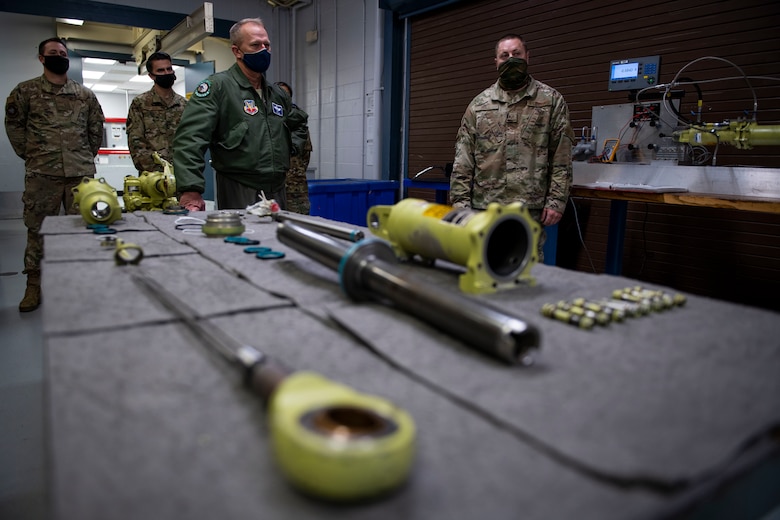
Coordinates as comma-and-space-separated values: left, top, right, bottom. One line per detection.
5, 102, 19, 118
194, 80, 212, 98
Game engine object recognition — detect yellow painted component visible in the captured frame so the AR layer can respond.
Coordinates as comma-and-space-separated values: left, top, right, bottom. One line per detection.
366, 198, 540, 294
113, 239, 144, 265
269, 371, 415, 501
123, 152, 179, 211
71, 177, 122, 225
673, 122, 780, 150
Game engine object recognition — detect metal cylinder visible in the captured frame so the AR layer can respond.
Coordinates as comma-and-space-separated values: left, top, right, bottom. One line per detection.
202, 211, 245, 237
277, 222, 540, 366
272, 211, 365, 242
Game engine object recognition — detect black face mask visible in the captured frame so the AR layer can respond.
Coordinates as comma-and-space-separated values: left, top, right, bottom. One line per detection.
153, 73, 176, 89
498, 57, 529, 91
242, 49, 271, 74
43, 55, 70, 75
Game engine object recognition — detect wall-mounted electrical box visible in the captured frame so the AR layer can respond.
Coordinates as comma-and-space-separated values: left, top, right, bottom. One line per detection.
608, 55, 661, 91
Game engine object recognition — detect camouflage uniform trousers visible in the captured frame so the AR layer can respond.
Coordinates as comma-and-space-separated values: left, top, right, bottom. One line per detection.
285, 155, 310, 215
527, 208, 547, 263
22, 172, 85, 275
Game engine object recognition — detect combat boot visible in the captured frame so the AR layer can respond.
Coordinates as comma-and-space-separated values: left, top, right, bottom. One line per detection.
19, 271, 41, 312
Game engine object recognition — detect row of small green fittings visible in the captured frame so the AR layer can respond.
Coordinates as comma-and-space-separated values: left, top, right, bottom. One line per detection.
541, 287, 687, 330
612, 286, 687, 312
541, 302, 597, 330
571, 298, 627, 322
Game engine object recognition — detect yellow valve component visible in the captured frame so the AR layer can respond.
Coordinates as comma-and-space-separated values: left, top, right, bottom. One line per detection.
123, 152, 179, 211
367, 198, 540, 294
673, 121, 780, 150
114, 239, 144, 265
71, 177, 122, 225
269, 371, 415, 501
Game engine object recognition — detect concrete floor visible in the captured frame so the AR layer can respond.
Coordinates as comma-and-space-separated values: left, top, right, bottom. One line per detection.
0, 218, 46, 520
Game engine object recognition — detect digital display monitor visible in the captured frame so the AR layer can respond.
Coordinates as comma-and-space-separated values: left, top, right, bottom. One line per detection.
611, 62, 638, 81
608, 55, 661, 92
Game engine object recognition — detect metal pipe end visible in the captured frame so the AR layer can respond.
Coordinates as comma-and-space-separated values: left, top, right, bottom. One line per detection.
501, 319, 541, 366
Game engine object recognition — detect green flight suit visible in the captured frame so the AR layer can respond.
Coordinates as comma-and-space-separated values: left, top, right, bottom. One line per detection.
173, 63, 309, 198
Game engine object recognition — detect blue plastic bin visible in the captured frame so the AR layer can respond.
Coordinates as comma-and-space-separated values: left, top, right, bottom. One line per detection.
308, 179, 398, 226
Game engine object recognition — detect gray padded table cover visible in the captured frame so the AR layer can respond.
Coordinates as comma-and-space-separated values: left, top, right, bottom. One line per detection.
40, 212, 158, 234
327, 267, 780, 485
41, 211, 779, 519
47, 312, 664, 520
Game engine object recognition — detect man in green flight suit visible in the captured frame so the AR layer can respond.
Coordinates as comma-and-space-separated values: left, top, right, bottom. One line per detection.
173, 17, 309, 211
5, 37, 105, 312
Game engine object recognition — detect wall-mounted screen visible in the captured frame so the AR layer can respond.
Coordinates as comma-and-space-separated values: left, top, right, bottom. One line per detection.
608, 56, 660, 91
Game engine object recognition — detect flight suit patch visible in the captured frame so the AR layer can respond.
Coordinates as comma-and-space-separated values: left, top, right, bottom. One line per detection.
194, 80, 212, 98
243, 100, 258, 115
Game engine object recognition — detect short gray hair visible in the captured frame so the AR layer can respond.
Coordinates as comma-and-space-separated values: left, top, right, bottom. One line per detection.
229, 18, 265, 46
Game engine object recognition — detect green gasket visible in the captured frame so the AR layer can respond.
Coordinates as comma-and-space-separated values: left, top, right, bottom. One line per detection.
256, 250, 285, 260
225, 236, 260, 245
163, 207, 189, 215
244, 246, 272, 254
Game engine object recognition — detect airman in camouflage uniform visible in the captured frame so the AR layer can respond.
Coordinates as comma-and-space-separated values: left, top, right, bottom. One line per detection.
126, 52, 187, 173
4, 37, 105, 312
450, 34, 574, 258
276, 81, 312, 214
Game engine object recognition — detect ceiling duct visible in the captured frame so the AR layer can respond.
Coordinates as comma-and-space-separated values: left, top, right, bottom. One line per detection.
136, 2, 214, 69
160, 2, 214, 57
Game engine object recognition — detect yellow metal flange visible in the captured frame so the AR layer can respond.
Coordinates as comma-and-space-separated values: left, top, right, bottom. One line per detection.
367, 198, 540, 294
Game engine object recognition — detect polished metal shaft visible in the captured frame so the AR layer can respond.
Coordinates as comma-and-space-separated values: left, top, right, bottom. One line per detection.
130, 269, 291, 402
272, 211, 365, 242
277, 222, 540, 365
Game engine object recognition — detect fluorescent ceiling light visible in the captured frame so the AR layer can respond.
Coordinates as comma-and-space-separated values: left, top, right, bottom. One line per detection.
83, 83, 94, 89
84, 58, 117, 66
130, 75, 153, 83
82, 70, 105, 80
91, 84, 117, 92
57, 18, 84, 26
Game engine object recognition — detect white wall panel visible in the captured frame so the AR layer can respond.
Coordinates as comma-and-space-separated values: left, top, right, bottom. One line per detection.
0, 14, 55, 196
292, 0, 379, 180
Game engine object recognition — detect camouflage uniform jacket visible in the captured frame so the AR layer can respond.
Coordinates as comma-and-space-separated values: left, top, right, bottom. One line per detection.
5, 75, 104, 177
126, 87, 187, 172
285, 103, 312, 200
450, 77, 574, 212
173, 63, 309, 194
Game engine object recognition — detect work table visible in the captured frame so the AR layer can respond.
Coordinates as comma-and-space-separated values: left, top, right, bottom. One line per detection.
40, 210, 780, 519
